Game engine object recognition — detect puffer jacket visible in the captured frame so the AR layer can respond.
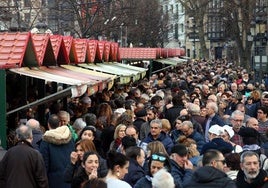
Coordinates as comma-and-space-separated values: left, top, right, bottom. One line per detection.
40, 125, 75, 188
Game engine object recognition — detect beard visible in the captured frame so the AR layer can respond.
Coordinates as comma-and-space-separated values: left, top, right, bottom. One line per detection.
244, 169, 259, 179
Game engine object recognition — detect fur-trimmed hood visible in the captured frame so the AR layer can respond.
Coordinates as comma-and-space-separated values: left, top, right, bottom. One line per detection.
43, 125, 72, 145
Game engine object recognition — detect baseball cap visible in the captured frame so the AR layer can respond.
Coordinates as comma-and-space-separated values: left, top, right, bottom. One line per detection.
208, 124, 224, 136
223, 125, 234, 138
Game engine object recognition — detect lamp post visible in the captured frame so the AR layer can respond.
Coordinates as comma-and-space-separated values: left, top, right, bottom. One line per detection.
193, 23, 196, 59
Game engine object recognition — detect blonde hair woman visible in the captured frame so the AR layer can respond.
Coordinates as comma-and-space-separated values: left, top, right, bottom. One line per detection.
109, 124, 126, 151
147, 141, 168, 157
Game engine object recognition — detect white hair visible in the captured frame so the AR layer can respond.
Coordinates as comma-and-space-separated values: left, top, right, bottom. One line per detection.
72, 118, 86, 130
152, 169, 175, 188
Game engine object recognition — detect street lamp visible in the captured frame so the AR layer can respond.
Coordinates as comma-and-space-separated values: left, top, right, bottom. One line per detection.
193, 23, 196, 59
189, 17, 197, 59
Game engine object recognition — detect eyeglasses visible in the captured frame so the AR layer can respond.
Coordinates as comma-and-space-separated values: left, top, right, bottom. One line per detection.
232, 119, 243, 122
216, 159, 226, 165
151, 154, 166, 162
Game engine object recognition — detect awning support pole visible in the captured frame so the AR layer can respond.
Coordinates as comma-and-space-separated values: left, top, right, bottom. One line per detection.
6, 86, 73, 116
152, 65, 173, 74
0, 70, 7, 148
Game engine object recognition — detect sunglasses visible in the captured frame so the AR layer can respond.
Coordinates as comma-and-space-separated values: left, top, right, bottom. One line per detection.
216, 159, 226, 165
151, 154, 166, 162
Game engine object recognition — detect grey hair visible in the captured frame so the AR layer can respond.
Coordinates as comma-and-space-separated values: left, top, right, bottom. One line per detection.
150, 119, 162, 129
73, 118, 86, 130
16, 125, 33, 140
207, 102, 218, 113
231, 110, 244, 119
182, 120, 193, 128
240, 151, 259, 163
187, 103, 200, 115
26, 119, 40, 130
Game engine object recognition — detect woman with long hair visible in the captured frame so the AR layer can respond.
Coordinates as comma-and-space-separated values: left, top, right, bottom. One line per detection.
96, 103, 113, 129
109, 124, 126, 151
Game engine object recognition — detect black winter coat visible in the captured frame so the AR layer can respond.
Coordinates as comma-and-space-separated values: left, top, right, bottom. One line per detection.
184, 166, 236, 188
236, 169, 268, 188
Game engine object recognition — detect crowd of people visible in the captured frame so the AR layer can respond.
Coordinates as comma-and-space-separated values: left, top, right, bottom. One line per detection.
1, 59, 268, 188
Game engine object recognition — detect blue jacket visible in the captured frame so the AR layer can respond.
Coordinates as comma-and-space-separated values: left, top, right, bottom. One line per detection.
201, 137, 233, 155
188, 131, 206, 153
123, 159, 145, 186
170, 129, 183, 143
170, 159, 193, 188
40, 126, 75, 188
142, 132, 174, 154
204, 114, 225, 131
133, 175, 152, 188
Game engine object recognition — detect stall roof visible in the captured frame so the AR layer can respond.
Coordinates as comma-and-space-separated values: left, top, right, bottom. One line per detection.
155, 57, 187, 66
9, 67, 94, 86
155, 59, 178, 66
118, 48, 157, 60
77, 63, 144, 84
0, 32, 37, 68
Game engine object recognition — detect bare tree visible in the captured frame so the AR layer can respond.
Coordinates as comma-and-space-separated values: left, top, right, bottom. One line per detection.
178, 0, 210, 59
0, 0, 42, 31
220, 0, 257, 70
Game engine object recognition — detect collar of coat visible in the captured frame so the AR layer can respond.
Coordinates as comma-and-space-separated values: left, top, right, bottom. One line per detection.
43, 125, 72, 145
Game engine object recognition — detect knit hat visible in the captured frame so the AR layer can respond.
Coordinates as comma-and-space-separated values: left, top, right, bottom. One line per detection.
238, 127, 260, 145
238, 127, 259, 138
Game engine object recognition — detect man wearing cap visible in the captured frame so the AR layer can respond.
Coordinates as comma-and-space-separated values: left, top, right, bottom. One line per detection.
170, 144, 194, 188
221, 125, 243, 153
201, 124, 233, 155
185, 149, 236, 188
134, 109, 147, 134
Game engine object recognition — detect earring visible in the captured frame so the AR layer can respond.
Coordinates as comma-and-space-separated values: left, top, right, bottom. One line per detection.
116, 171, 120, 178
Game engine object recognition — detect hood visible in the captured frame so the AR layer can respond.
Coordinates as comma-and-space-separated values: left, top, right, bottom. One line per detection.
43, 125, 72, 145
226, 170, 238, 180
192, 166, 227, 183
